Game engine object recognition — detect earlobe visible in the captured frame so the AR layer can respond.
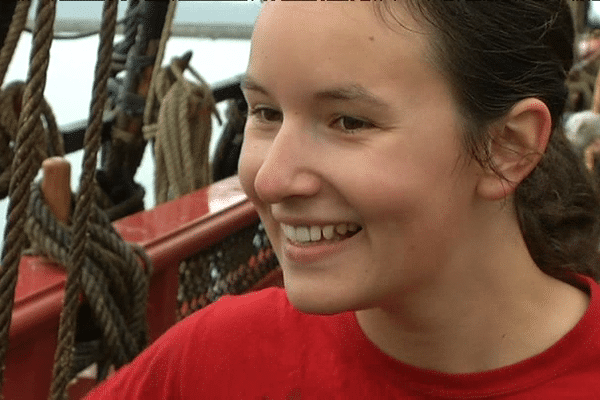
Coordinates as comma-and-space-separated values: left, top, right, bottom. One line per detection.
476, 98, 551, 201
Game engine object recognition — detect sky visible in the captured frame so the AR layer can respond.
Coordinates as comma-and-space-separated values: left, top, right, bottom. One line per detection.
35, 0, 261, 27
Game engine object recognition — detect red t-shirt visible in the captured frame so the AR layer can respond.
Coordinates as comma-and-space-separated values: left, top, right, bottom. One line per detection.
86, 276, 600, 399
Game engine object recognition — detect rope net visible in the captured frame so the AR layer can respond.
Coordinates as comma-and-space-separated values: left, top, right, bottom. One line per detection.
0, 1, 152, 398
177, 222, 280, 320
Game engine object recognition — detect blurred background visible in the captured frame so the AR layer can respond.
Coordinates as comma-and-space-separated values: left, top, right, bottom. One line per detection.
0, 0, 262, 233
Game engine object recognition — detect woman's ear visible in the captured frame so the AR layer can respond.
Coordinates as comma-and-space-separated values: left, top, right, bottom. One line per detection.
476, 98, 551, 201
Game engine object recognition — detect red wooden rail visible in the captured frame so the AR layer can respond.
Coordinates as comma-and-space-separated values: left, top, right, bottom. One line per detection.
7, 176, 266, 400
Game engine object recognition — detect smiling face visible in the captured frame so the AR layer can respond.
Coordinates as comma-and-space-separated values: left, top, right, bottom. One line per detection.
238, 1, 485, 314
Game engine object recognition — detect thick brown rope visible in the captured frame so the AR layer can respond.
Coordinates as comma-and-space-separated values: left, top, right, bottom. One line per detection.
144, 56, 218, 204
49, 1, 117, 398
0, 0, 31, 87
141, 0, 217, 203
0, 0, 55, 397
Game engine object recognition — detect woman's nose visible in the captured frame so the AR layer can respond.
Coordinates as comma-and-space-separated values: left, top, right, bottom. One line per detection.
253, 122, 321, 204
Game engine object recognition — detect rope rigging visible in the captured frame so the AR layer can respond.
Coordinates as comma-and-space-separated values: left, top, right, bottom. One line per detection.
0, 0, 153, 398
0, 1, 61, 201
99, 1, 171, 216
49, 0, 118, 398
0, 0, 55, 397
0, 0, 271, 397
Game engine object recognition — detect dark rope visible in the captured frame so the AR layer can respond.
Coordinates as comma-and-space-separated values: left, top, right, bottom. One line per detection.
0, 0, 55, 397
50, 0, 118, 398
113, 0, 140, 62
110, 0, 141, 78
102, 0, 170, 212
26, 184, 151, 382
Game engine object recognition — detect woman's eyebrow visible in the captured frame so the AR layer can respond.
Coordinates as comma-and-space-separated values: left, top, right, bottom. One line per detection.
314, 84, 389, 109
240, 75, 269, 95
241, 75, 389, 109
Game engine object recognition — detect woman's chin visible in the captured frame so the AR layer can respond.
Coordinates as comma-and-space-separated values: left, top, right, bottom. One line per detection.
283, 276, 368, 315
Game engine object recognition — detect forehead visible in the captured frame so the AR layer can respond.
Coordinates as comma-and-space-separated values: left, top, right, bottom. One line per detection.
247, 1, 436, 100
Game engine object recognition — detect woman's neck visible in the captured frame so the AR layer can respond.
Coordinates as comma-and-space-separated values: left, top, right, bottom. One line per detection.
354, 213, 589, 374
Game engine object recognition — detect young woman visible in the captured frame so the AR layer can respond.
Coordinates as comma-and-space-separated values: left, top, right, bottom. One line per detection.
87, 1, 600, 398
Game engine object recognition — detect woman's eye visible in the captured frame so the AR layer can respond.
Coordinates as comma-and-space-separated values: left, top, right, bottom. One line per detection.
334, 116, 373, 133
249, 107, 282, 123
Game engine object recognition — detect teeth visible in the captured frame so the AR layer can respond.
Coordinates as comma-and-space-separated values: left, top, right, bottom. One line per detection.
296, 226, 310, 242
281, 223, 361, 243
335, 224, 347, 235
322, 225, 334, 240
310, 225, 322, 241
282, 224, 295, 239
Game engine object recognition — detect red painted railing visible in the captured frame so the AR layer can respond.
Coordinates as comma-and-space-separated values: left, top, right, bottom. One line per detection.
8, 176, 270, 400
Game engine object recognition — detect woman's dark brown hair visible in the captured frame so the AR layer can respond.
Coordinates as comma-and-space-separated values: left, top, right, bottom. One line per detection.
380, 0, 600, 282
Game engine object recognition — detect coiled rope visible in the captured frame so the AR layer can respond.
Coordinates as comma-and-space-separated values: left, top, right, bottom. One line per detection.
144, 53, 218, 204
142, 0, 218, 204
0, 0, 56, 397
